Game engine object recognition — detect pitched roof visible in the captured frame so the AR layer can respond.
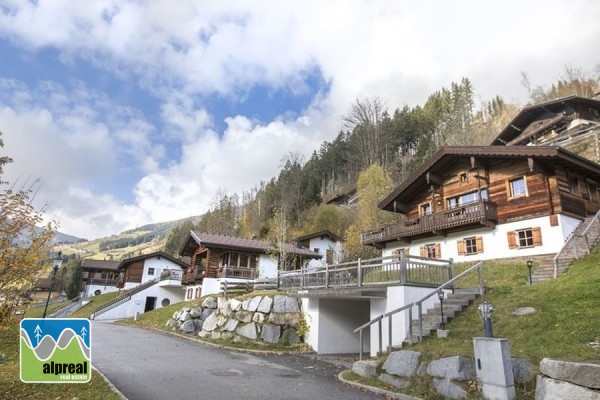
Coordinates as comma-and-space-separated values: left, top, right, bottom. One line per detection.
378, 145, 600, 212
81, 259, 120, 271
490, 95, 600, 146
295, 230, 344, 243
117, 251, 189, 270
182, 231, 321, 259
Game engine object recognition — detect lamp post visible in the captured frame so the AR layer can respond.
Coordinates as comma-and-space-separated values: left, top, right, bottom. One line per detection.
42, 251, 63, 318
527, 259, 533, 285
478, 300, 494, 338
437, 290, 445, 330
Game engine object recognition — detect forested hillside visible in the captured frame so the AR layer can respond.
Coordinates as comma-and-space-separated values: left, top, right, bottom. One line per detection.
162, 66, 600, 261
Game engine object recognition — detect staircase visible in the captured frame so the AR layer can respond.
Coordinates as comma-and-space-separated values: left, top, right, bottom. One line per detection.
405, 288, 480, 344
90, 278, 159, 320
531, 212, 600, 284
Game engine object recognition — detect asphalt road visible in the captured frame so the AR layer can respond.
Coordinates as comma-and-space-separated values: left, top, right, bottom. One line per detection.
91, 321, 383, 400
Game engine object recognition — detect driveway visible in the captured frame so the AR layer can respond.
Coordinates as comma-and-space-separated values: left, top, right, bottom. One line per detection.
92, 321, 383, 400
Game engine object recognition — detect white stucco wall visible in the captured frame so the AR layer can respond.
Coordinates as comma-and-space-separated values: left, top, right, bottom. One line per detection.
258, 255, 278, 278
382, 214, 582, 263
124, 256, 184, 290
305, 237, 343, 268
92, 285, 185, 320
368, 286, 442, 357
316, 299, 370, 354
83, 283, 119, 297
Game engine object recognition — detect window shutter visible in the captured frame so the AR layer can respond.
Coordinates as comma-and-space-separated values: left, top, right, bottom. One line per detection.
326, 249, 333, 264
391, 249, 399, 262
420, 246, 426, 257
435, 243, 441, 259
532, 227, 543, 246
457, 240, 465, 256
476, 236, 484, 253
507, 231, 518, 249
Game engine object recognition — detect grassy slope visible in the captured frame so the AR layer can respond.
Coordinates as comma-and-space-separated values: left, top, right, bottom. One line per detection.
413, 251, 600, 364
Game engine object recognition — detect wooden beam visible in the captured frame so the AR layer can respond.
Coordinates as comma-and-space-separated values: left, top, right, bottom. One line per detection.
426, 171, 442, 185
392, 201, 409, 213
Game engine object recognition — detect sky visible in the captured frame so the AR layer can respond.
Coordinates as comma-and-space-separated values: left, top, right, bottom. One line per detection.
0, 0, 599, 240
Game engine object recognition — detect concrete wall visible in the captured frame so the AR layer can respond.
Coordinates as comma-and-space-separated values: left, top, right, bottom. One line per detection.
306, 237, 343, 268
83, 283, 119, 297
369, 286, 441, 357
316, 299, 370, 354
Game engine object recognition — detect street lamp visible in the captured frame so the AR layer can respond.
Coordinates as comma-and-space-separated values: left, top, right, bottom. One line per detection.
526, 259, 533, 285
437, 290, 445, 330
42, 251, 63, 318
478, 300, 494, 338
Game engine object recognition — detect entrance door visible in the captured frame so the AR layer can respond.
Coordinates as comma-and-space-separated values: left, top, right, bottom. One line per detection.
144, 296, 157, 312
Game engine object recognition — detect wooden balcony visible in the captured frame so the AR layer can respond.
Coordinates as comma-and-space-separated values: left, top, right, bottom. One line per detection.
362, 200, 498, 245
182, 267, 204, 285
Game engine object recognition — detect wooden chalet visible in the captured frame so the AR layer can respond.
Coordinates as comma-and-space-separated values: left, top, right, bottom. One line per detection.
362, 146, 600, 261
490, 95, 600, 162
179, 231, 321, 286
116, 251, 189, 290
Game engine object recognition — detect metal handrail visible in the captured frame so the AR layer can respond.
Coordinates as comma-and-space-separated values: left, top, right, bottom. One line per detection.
553, 208, 600, 278
353, 261, 483, 360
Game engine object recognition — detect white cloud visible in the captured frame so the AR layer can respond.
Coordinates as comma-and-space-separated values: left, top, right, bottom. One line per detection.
1, 0, 599, 239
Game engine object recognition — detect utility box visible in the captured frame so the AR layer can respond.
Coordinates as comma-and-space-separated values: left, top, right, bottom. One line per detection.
473, 337, 515, 400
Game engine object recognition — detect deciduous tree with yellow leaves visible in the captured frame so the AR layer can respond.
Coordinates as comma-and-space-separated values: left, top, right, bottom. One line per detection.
0, 132, 57, 327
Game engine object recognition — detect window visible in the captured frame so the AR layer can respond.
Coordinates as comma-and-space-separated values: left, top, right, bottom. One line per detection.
568, 175, 580, 196
148, 268, 155, 275
457, 236, 484, 255
588, 181, 599, 202
447, 189, 488, 208
509, 177, 527, 198
507, 227, 542, 249
460, 173, 468, 182
420, 203, 431, 216
420, 243, 441, 259
313, 248, 320, 254
391, 248, 408, 262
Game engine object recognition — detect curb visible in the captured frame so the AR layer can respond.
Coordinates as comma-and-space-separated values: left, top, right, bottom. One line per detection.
337, 370, 422, 400
92, 366, 128, 400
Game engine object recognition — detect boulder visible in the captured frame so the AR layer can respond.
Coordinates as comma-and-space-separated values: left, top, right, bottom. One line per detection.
236, 310, 253, 323
427, 356, 475, 381
512, 357, 534, 383
179, 311, 191, 322
269, 312, 300, 326
378, 373, 411, 389
237, 322, 258, 340
189, 307, 203, 319
193, 319, 204, 332
282, 328, 301, 345
382, 350, 422, 377
218, 296, 231, 316
273, 295, 300, 313
230, 299, 242, 311
351, 360, 378, 378
535, 376, 600, 400
540, 358, 600, 389
223, 319, 239, 332
200, 308, 214, 320
244, 296, 262, 312
432, 378, 468, 399
202, 312, 219, 332
257, 296, 273, 313
261, 324, 281, 344
180, 320, 196, 333
202, 296, 217, 309
252, 312, 266, 324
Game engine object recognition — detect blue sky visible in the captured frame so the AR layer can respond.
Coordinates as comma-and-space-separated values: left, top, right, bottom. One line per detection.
1, 0, 599, 240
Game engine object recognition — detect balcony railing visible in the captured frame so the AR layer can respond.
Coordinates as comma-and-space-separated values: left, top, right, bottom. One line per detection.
223, 267, 256, 279
278, 254, 453, 290
182, 267, 204, 284
160, 269, 183, 281
361, 200, 497, 245
84, 278, 119, 287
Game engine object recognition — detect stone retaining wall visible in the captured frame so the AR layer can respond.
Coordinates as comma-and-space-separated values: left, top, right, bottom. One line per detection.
166, 294, 304, 345
535, 358, 600, 400
352, 350, 534, 399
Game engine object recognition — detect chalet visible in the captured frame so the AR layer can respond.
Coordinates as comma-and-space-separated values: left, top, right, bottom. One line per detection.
361, 146, 600, 263
295, 230, 344, 268
490, 95, 600, 162
81, 259, 120, 297
179, 231, 321, 299
90, 251, 188, 320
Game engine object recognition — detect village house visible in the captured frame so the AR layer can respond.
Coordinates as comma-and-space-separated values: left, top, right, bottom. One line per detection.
81, 259, 120, 297
179, 231, 321, 299
91, 251, 188, 320
361, 145, 600, 263
295, 230, 344, 268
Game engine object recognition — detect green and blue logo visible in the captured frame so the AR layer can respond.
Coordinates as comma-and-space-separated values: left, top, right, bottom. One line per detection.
20, 318, 91, 383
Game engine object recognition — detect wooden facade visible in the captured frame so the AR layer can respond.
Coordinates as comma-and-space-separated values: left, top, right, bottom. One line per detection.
362, 146, 600, 246
179, 231, 321, 286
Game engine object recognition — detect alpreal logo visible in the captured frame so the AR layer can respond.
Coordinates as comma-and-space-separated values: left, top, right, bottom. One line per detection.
20, 318, 91, 383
